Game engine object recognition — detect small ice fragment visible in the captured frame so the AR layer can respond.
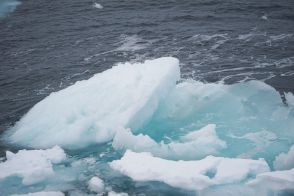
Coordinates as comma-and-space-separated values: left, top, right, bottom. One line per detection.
273, 145, 294, 170
110, 150, 270, 191
93, 3, 103, 9
0, 146, 66, 185
261, 15, 268, 20
11, 191, 64, 196
108, 191, 129, 196
88, 176, 105, 193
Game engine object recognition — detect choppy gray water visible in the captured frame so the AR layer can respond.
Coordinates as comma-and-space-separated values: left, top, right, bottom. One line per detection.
0, 1, 294, 195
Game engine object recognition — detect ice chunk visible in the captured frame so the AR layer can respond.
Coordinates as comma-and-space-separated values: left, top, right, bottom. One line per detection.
7, 57, 180, 149
108, 191, 129, 196
247, 168, 294, 194
112, 124, 226, 160
93, 3, 103, 9
273, 145, 294, 170
88, 176, 105, 193
11, 191, 64, 196
110, 150, 269, 191
0, 146, 66, 185
285, 92, 294, 107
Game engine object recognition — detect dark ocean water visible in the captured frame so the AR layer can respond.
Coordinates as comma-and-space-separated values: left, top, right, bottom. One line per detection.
0, 1, 294, 195
1, 0, 294, 136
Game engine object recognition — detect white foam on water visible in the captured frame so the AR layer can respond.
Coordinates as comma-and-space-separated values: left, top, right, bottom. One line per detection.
115, 35, 150, 52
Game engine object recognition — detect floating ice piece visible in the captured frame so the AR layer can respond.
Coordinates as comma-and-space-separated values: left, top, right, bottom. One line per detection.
0, 146, 66, 185
93, 3, 103, 9
88, 176, 105, 193
112, 124, 226, 160
247, 168, 294, 194
11, 191, 64, 196
108, 191, 129, 196
285, 92, 294, 107
7, 57, 180, 149
273, 145, 294, 170
110, 150, 270, 191
261, 15, 268, 20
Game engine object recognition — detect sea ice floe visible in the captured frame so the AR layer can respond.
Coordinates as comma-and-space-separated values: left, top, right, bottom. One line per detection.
0, 146, 66, 185
112, 124, 226, 160
88, 176, 105, 193
7, 57, 180, 149
108, 191, 129, 196
11, 191, 64, 196
247, 168, 294, 194
110, 150, 270, 191
273, 145, 294, 170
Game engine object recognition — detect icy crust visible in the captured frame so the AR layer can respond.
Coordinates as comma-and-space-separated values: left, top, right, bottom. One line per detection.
0, 146, 66, 185
110, 150, 270, 191
7, 57, 180, 149
88, 176, 105, 193
11, 191, 64, 196
112, 124, 227, 160
247, 168, 294, 193
273, 145, 294, 170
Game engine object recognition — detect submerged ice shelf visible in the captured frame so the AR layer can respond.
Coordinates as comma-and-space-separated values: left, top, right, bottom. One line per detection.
1, 57, 294, 195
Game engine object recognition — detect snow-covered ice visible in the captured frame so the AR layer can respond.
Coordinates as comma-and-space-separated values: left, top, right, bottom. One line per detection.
7, 57, 180, 149
110, 150, 270, 191
2, 57, 294, 195
247, 168, 294, 194
273, 145, 294, 170
0, 146, 66, 185
88, 176, 105, 193
11, 191, 64, 196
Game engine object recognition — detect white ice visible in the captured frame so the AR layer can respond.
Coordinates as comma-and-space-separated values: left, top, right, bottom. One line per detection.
93, 3, 103, 9
108, 191, 129, 196
11, 191, 64, 196
7, 57, 180, 149
0, 146, 66, 185
88, 176, 105, 193
247, 168, 294, 194
112, 124, 226, 160
110, 150, 269, 191
273, 144, 294, 170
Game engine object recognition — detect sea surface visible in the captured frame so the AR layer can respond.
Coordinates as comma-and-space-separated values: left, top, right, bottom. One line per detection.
0, 0, 294, 195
